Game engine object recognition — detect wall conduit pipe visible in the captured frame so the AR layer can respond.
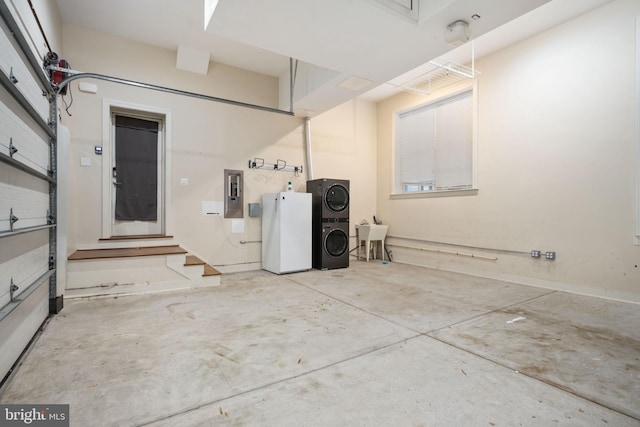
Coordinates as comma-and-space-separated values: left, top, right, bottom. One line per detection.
386, 243, 498, 261
387, 235, 530, 255
304, 117, 313, 180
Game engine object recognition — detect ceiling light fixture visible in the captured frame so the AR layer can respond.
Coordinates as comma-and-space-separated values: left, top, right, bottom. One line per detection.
444, 20, 470, 47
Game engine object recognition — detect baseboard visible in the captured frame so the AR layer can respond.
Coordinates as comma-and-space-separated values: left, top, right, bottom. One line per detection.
214, 262, 262, 274
390, 259, 640, 305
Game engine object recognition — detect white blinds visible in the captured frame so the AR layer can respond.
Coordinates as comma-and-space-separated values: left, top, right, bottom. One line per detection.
397, 107, 435, 184
395, 90, 472, 192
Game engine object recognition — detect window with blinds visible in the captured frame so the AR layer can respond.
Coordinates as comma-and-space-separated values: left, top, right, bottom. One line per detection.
394, 89, 473, 194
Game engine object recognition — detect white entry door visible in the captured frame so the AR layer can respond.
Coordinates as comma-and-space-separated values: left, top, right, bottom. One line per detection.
110, 112, 164, 236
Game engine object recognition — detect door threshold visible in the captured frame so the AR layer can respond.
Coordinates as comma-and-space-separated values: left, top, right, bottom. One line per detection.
99, 234, 173, 241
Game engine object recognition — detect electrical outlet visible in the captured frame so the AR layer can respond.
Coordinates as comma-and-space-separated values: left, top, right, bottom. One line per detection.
531, 250, 541, 258
545, 251, 556, 260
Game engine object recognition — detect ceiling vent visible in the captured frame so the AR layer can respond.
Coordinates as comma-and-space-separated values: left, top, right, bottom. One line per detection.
338, 76, 373, 91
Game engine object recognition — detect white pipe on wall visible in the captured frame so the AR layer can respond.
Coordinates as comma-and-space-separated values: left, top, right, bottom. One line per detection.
304, 117, 313, 180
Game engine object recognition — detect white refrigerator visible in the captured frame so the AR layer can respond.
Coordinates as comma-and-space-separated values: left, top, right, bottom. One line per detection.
262, 192, 312, 274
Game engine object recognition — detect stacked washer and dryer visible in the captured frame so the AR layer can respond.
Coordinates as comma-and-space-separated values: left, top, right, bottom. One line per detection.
307, 178, 350, 270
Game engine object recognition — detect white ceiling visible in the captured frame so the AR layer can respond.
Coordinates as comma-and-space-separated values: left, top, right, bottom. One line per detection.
54, 0, 613, 115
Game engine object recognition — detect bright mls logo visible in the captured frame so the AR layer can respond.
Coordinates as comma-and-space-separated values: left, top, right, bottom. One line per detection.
1, 405, 69, 426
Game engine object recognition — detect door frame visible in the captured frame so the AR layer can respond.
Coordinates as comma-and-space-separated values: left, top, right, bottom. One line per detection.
101, 99, 173, 238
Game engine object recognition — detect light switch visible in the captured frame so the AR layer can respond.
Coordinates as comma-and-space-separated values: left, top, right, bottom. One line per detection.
80, 157, 91, 166
180, 178, 189, 186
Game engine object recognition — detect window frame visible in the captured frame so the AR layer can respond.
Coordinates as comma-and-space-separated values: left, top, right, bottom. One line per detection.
391, 82, 478, 199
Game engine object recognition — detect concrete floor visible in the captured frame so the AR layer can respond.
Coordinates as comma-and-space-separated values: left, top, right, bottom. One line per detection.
1, 261, 639, 426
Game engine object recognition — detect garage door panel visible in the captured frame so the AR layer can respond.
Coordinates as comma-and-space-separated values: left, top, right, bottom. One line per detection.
0, 94, 50, 174
0, 0, 53, 385
0, 228, 48, 263
0, 280, 49, 382
0, 243, 48, 309
0, 171, 49, 232
4, 0, 55, 73
0, 19, 50, 122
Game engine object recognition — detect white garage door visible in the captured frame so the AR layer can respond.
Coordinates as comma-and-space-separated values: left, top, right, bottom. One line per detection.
0, 1, 57, 383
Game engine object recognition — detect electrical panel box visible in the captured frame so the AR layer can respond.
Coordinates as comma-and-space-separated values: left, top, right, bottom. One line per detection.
224, 169, 243, 218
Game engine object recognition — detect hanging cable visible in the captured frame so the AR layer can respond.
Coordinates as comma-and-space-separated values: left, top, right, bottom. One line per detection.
61, 84, 73, 116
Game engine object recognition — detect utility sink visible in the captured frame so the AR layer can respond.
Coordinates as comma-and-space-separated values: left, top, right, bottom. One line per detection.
356, 224, 388, 262
356, 224, 388, 241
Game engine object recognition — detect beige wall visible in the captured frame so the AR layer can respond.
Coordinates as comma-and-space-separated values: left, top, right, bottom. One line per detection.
59, 2, 640, 302
61, 25, 377, 274
377, 0, 640, 302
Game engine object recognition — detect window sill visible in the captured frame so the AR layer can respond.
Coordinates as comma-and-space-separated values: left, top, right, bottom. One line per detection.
390, 188, 478, 199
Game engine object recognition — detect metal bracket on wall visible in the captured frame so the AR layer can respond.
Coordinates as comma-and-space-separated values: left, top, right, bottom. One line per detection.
9, 138, 18, 158
9, 67, 18, 84
46, 209, 55, 224
9, 208, 19, 231
248, 158, 303, 175
10, 278, 18, 302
